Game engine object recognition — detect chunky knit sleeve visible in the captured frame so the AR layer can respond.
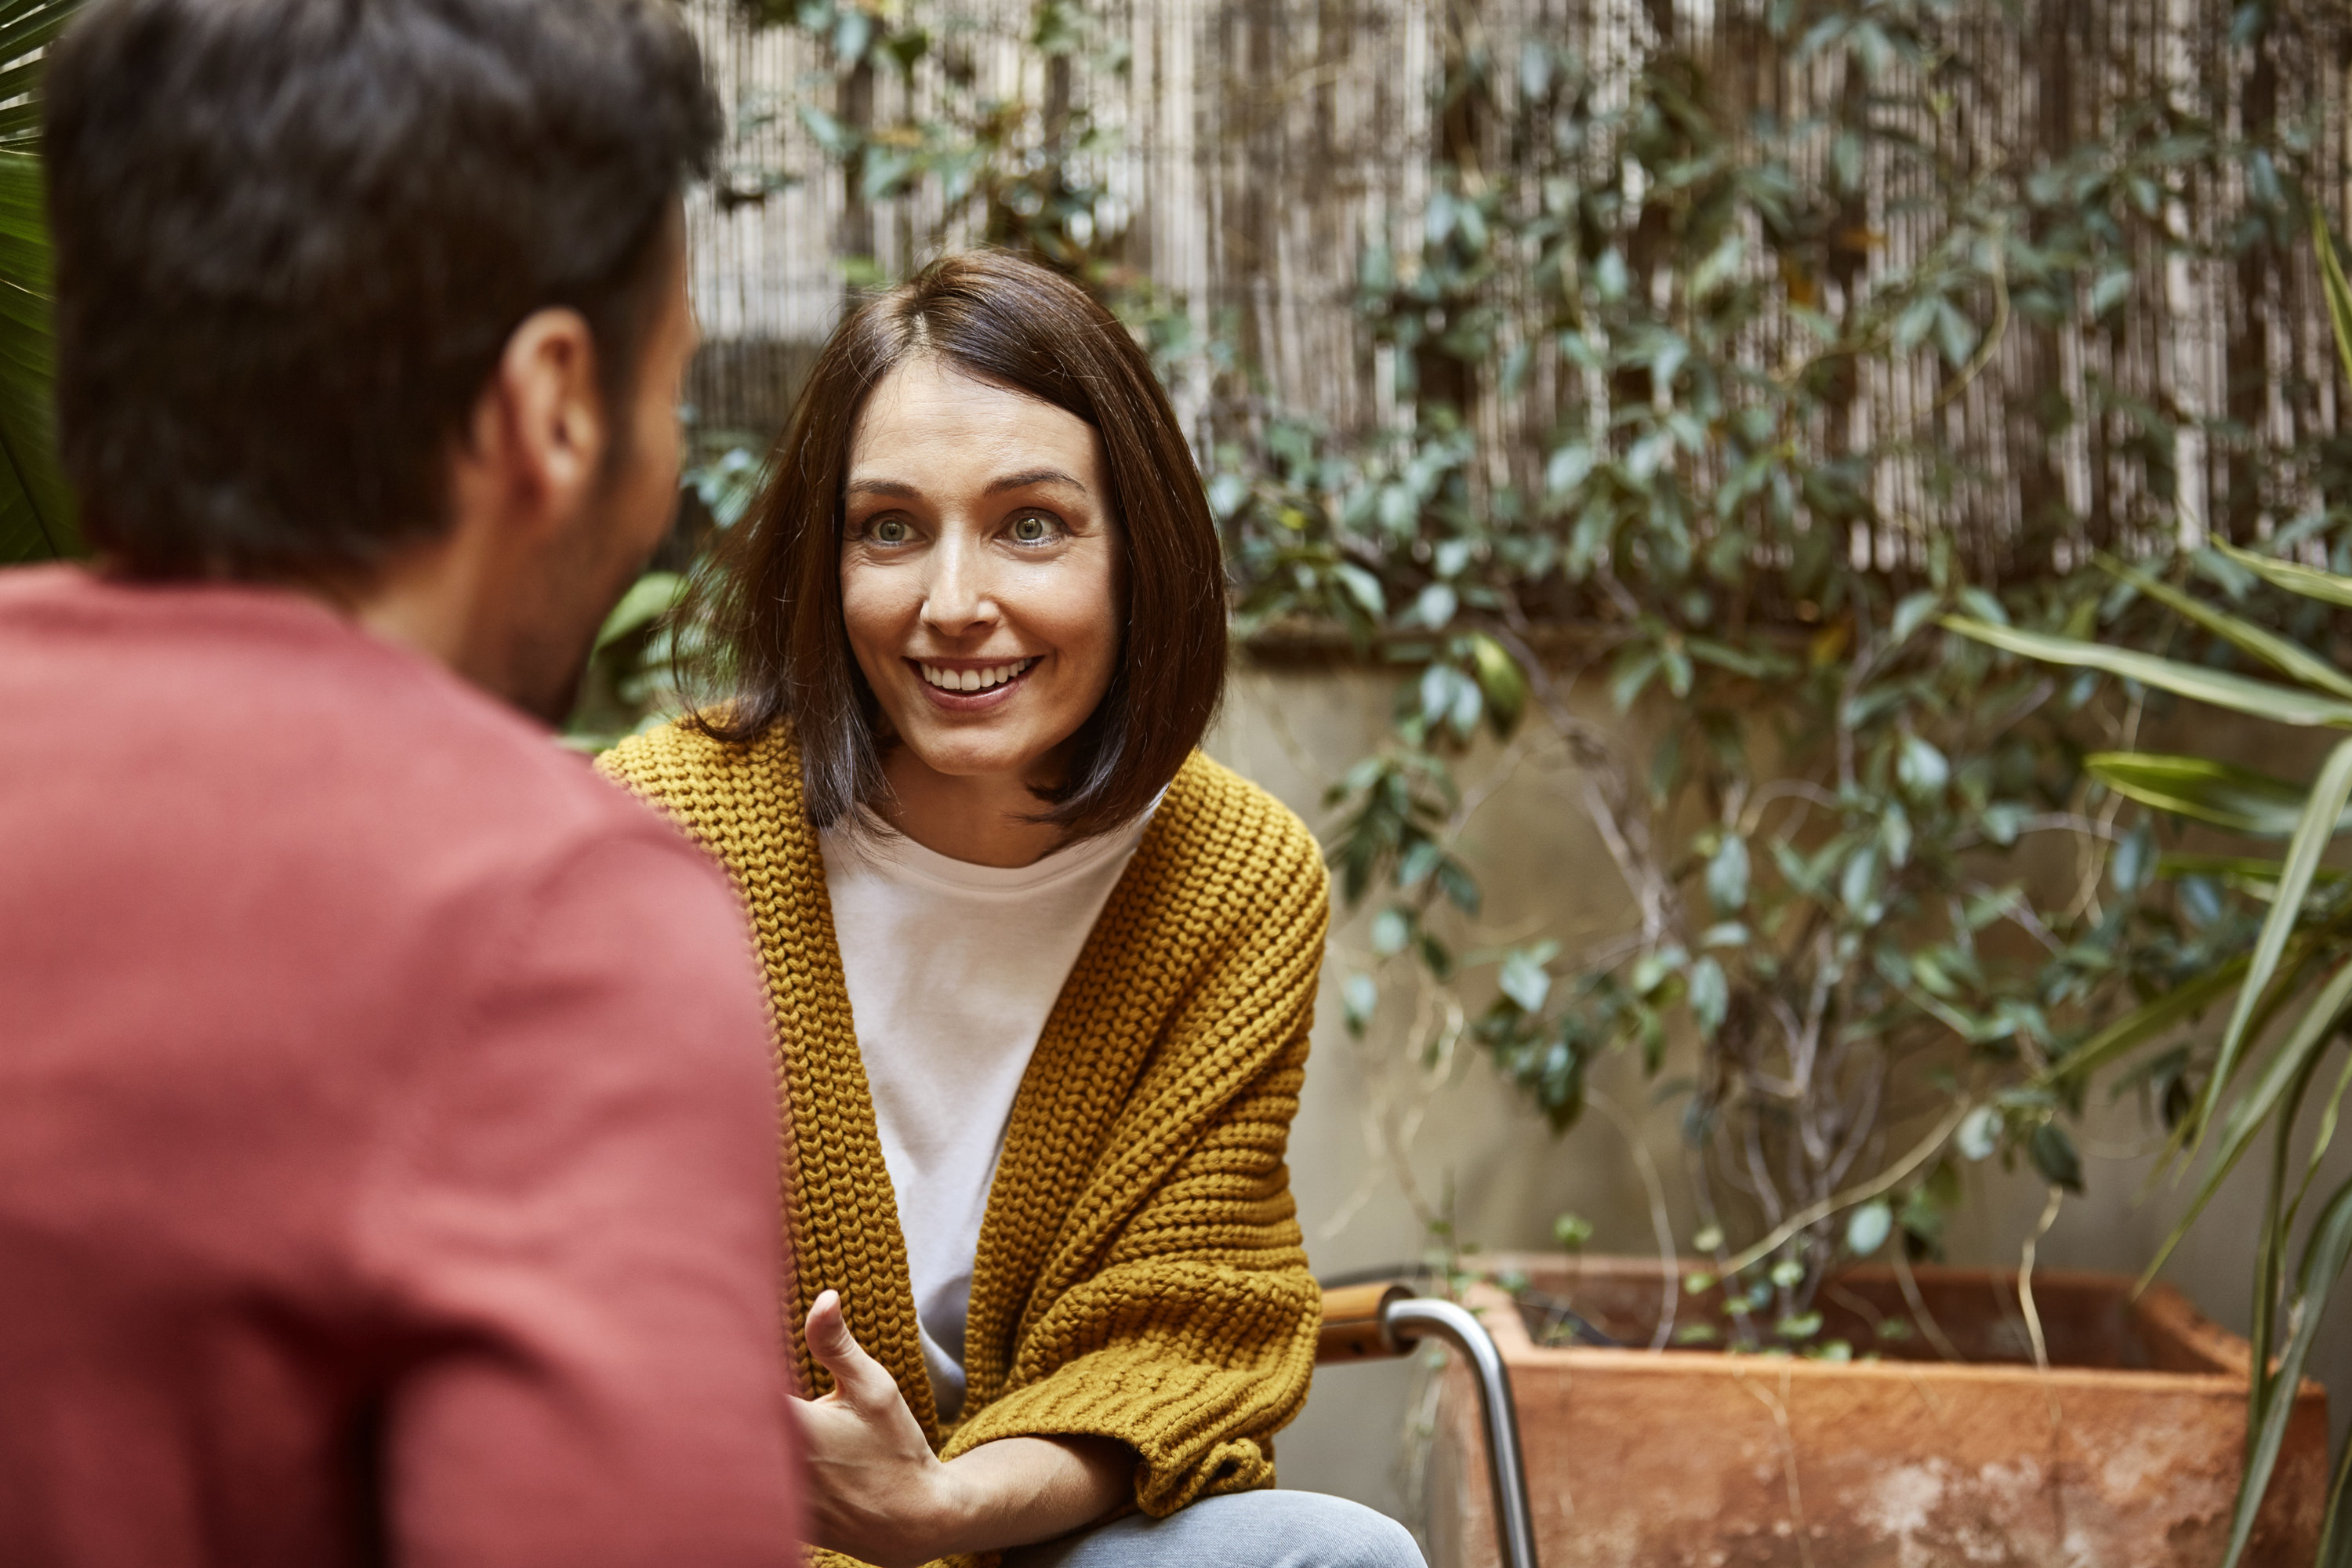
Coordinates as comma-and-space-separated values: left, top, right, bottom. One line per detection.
939, 775, 1328, 1518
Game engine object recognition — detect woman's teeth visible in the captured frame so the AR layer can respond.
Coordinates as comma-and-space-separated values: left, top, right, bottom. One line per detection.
919, 657, 1038, 693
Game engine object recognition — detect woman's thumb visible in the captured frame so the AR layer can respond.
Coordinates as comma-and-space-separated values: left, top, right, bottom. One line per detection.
804, 1290, 892, 1403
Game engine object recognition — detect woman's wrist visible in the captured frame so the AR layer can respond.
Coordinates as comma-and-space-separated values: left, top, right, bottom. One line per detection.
923, 1435, 1131, 1558
919, 1447, 989, 1557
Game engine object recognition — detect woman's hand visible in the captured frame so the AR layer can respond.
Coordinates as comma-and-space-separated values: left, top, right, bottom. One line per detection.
795, 1290, 1134, 1566
796, 1289, 958, 1566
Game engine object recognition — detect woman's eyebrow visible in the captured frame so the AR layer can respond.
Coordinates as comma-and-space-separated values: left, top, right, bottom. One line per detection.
985, 466, 1087, 495
845, 477, 918, 499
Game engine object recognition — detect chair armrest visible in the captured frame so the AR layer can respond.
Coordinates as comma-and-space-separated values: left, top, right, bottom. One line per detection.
1316, 1281, 1411, 1363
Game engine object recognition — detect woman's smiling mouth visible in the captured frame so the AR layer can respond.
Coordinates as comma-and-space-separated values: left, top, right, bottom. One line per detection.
913, 656, 1040, 699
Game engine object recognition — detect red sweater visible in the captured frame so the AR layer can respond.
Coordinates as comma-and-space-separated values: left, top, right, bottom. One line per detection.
0, 567, 802, 1566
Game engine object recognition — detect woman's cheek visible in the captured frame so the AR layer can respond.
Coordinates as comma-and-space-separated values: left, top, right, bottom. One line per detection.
840, 565, 902, 638
838, 570, 907, 692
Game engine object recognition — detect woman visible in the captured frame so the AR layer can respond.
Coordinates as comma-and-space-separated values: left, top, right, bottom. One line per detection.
601, 251, 1421, 1568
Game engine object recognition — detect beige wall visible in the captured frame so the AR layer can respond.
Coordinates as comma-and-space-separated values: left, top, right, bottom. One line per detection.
1203, 659, 2352, 1523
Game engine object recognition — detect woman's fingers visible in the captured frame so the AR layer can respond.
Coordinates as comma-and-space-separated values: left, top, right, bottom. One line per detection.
804, 1289, 903, 1410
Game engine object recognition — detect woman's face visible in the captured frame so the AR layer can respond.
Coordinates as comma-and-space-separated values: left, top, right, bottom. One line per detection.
840, 355, 1122, 790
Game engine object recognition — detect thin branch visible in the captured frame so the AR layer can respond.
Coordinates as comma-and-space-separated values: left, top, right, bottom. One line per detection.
1962, 878, 2064, 956
1930, 233, 2009, 414
1720, 1101, 1973, 1276
1739, 777, 1843, 839
1891, 1243, 1965, 1363
1590, 1091, 1680, 1350
2018, 1184, 2067, 1429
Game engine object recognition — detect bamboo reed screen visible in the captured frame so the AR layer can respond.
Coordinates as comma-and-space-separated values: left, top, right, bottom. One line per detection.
681, 0, 2352, 579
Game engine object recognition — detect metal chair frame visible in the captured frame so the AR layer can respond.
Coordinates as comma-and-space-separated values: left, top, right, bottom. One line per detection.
1316, 1282, 1539, 1568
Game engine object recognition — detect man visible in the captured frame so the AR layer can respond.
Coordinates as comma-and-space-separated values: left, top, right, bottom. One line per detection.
0, 0, 801, 1562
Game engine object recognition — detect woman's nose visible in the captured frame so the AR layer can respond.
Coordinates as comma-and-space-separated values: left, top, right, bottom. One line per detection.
920, 532, 997, 637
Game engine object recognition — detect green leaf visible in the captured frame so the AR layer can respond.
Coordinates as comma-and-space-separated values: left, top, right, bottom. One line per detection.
1839, 844, 1880, 916
1688, 956, 1729, 1035
1609, 648, 1661, 712
2212, 539, 2352, 613
1944, 617, 2352, 730
1544, 442, 1595, 499
1499, 948, 1552, 1014
1845, 1200, 1893, 1256
1890, 590, 1941, 644
1468, 633, 1528, 737
1705, 835, 1751, 915
2196, 736, 2352, 1155
2111, 820, 2155, 895
1955, 587, 2008, 626
2218, 1174, 2352, 1568
1204, 471, 1250, 521
0, 144, 77, 562
2049, 953, 2249, 1087
2157, 853, 2352, 891
592, 571, 684, 652
2148, 959, 2352, 1289
2318, 209, 2352, 392
1956, 1105, 2000, 1160
797, 102, 858, 158
2089, 752, 2347, 839
1980, 802, 2027, 845
2101, 556, 2352, 702
2028, 1122, 2085, 1193
1897, 733, 1951, 798
1333, 563, 1387, 619
1661, 640, 1693, 698
1629, 945, 1684, 998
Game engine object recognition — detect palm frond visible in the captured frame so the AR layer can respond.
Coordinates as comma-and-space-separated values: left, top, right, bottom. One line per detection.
0, 0, 82, 564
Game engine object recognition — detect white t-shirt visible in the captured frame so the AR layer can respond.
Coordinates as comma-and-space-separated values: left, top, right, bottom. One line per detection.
818, 806, 1153, 1420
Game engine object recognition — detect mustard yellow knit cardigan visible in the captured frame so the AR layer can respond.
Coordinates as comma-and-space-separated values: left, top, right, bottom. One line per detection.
597, 722, 1327, 1534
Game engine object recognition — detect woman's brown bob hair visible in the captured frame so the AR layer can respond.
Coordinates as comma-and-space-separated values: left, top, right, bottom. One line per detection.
682, 249, 1228, 839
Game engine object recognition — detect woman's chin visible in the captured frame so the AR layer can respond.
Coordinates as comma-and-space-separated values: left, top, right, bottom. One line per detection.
891, 728, 1062, 787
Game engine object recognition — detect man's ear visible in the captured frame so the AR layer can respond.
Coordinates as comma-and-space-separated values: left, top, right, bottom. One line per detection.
466, 306, 606, 532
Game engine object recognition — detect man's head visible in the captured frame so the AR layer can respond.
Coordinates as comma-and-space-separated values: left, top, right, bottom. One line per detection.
44, 0, 720, 718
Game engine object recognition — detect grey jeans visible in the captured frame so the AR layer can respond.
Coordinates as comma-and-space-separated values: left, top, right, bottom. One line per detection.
1002, 1491, 1427, 1568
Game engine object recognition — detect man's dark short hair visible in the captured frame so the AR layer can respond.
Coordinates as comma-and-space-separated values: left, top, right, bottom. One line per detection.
684, 249, 1229, 841
44, 0, 722, 582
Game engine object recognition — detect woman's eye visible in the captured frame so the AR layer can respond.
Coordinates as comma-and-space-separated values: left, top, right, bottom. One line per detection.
869, 517, 912, 545
1009, 513, 1062, 545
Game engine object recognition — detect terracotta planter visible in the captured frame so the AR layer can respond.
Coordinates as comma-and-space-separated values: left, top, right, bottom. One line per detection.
1424, 1254, 2328, 1568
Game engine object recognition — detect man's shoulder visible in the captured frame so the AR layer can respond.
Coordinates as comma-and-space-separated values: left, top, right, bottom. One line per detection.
0, 566, 706, 919
0, 570, 756, 1150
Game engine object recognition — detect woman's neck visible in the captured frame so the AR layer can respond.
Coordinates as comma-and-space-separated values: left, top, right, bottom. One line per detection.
877, 745, 1069, 868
